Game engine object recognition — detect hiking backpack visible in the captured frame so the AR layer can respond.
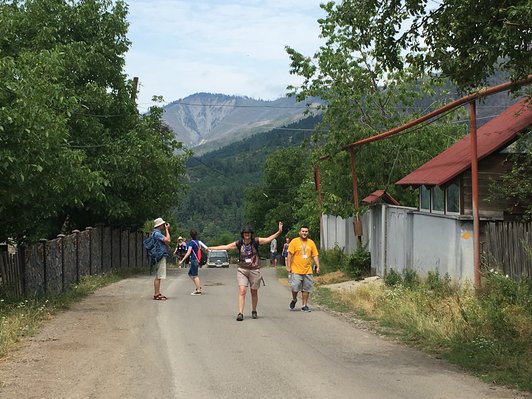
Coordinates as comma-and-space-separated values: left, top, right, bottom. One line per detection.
191, 240, 207, 266
143, 232, 166, 262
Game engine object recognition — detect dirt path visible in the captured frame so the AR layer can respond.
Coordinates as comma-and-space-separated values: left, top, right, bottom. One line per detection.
0, 268, 528, 399
0, 276, 172, 398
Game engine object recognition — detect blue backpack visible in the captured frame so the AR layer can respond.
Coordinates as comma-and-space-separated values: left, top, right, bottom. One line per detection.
143, 232, 166, 262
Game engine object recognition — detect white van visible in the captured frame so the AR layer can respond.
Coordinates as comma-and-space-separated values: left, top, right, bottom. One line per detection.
206, 250, 229, 268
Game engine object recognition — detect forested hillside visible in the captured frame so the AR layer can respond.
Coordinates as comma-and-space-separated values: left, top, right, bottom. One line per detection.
172, 115, 321, 242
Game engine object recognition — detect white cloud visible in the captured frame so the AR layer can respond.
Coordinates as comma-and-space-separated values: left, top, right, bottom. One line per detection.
124, 0, 325, 112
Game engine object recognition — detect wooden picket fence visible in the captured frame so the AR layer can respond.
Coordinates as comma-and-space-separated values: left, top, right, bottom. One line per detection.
481, 221, 532, 279
0, 248, 24, 298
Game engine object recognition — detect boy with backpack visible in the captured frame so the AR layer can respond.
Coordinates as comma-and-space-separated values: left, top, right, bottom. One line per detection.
178, 230, 208, 295
209, 222, 283, 321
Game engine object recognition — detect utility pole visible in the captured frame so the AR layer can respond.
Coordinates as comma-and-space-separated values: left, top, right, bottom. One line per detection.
131, 77, 139, 102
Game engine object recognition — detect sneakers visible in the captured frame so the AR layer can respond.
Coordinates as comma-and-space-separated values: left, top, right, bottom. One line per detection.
236, 312, 257, 320
190, 290, 202, 295
301, 305, 311, 312
289, 299, 297, 310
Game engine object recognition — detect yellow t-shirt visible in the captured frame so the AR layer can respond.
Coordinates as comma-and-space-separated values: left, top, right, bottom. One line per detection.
288, 237, 318, 275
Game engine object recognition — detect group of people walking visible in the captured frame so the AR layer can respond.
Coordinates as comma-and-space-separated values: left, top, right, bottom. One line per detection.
148, 218, 320, 321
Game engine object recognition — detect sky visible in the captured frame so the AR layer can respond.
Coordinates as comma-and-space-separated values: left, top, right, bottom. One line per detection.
124, 1, 326, 113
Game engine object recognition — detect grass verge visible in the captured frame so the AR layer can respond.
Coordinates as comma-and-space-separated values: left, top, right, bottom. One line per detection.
311, 269, 532, 393
0, 268, 143, 359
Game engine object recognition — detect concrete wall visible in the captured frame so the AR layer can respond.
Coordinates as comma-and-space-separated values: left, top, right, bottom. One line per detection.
411, 213, 474, 281
322, 205, 475, 282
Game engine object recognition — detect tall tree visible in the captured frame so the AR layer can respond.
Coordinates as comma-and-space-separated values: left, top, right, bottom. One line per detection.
316, 0, 531, 91
285, 4, 464, 216
244, 147, 310, 235
490, 134, 532, 221
0, 0, 188, 243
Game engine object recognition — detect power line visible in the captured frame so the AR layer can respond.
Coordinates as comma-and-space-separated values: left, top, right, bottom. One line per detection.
137, 100, 515, 111
64, 114, 500, 149
188, 155, 227, 177
164, 101, 320, 109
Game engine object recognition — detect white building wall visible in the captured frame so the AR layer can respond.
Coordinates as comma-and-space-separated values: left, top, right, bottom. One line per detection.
322, 205, 475, 282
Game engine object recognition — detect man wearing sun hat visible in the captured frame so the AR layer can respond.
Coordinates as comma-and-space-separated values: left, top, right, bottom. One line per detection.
152, 217, 171, 300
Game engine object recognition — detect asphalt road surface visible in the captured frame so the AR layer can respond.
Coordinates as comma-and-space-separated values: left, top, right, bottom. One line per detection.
0, 266, 528, 399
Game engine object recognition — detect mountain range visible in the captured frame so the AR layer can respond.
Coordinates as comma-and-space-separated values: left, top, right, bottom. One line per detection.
161, 93, 322, 154
161, 88, 517, 156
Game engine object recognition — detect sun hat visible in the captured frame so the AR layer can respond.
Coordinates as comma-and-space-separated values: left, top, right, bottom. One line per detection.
240, 225, 254, 236
178, 236, 184, 240
153, 217, 166, 228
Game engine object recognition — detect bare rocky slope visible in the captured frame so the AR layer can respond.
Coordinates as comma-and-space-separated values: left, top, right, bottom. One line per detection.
161, 92, 322, 152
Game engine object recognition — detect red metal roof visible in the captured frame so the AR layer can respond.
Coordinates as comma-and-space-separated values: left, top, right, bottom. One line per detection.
362, 190, 401, 205
396, 99, 532, 187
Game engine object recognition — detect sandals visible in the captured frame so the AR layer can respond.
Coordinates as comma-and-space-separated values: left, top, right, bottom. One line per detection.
153, 294, 167, 301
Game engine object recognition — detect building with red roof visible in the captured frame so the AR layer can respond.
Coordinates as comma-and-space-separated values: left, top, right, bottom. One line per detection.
396, 99, 531, 220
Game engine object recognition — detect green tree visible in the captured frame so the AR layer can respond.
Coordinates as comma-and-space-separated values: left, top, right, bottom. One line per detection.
0, 18, 101, 241
316, 0, 531, 91
286, 6, 465, 216
490, 133, 532, 221
244, 147, 310, 235
0, 0, 189, 243
292, 176, 322, 243
67, 107, 189, 228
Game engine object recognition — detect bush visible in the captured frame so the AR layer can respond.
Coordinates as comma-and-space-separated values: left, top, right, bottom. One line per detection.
383, 268, 420, 289
426, 270, 453, 297
320, 245, 346, 274
402, 268, 420, 289
384, 268, 402, 287
343, 246, 371, 279
476, 271, 532, 339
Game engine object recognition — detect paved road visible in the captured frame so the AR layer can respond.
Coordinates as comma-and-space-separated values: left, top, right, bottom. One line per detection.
0, 267, 527, 399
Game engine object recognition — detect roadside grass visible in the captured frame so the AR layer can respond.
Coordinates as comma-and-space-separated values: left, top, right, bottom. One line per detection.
304, 248, 532, 392
0, 269, 143, 359
277, 267, 288, 280
311, 268, 532, 392
315, 271, 352, 285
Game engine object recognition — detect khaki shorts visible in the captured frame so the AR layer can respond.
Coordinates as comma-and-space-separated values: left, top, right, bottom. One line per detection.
237, 268, 262, 289
155, 257, 167, 279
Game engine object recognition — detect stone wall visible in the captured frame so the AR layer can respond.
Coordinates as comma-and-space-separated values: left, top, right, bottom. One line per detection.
2, 226, 148, 297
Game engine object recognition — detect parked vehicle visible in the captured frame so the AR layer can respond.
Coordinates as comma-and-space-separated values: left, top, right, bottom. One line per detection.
206, 250, 229, 268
